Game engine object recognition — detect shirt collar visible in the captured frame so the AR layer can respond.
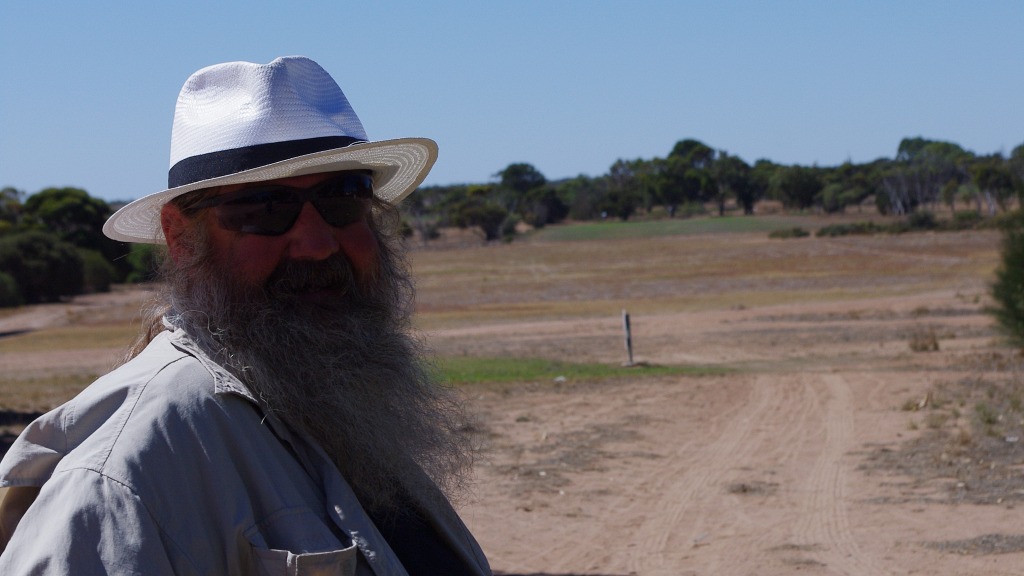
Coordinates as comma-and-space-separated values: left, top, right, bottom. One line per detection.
163, 320, 258, 403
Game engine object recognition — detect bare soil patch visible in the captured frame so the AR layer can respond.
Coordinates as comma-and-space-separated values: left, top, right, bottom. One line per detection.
2, 225, 1022, 574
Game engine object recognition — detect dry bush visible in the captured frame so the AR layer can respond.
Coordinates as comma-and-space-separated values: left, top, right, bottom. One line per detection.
909, 328, 940, 352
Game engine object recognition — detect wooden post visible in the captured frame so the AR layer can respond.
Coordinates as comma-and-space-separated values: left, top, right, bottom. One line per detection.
622, 309, 634, 366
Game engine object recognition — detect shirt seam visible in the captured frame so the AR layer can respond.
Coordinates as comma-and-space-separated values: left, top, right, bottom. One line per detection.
52, 466, 203, 575
96, 355, 191, 473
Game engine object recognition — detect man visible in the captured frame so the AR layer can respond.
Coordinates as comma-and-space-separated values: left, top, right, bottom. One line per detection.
0, 56, 491, 575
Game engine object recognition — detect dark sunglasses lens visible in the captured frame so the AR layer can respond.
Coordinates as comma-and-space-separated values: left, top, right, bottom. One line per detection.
313, 196, 371, 229
312, 174, 373, 228
206, 172, 373, 235
215, 189, 303, 235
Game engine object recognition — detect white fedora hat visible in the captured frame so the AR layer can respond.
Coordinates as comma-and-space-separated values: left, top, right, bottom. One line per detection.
103, 56, 438, 244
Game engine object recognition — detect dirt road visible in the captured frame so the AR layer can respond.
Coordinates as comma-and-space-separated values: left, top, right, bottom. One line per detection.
445, 288, 1024, 575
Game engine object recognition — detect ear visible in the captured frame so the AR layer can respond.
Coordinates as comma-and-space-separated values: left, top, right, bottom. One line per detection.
160, 203, 192, 264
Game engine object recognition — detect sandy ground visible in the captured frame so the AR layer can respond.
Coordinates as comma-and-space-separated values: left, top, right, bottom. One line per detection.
433, 288, 1024, 576
1, 229, 1021, 575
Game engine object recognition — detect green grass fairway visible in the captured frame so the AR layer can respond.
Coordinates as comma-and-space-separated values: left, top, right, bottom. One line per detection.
533, 215, 815, 242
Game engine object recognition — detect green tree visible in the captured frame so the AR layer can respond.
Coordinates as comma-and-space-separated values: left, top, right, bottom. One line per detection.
606, 158, 650, 218
0, 271, 22, 307
659, 139, 717, 216
711, 152, 755, 215
79, 248, 117, 293
634, 158, 665, 213
522, 186, 568, 228
599, 186, 639, 221
557, 175, 607, 221
605, 158, 662, 213
661, 160, 714, 217
494, 163, 547, 220
940, 179, 960, 213
403, 184, 458, 243
0, 231, 84, 303
819, 161, 876, 214
656, 158, 690, 217
750, 160, 781, 211
0, 187, 25, 226
971, 156, 1018, 214
1010, 143, 1024, 207
669, 139, 715, 168
771, 165, 822, 210
22, 186, 130, 283
126, 243, 163, 283
818, 183, 845, 214
990, 211, 1024, 344
497, 163, 547, 194
451, 186, 509, 241
1009, 143, 1024, 184
23, 187, 111, 250
608, 159, 638, 196
456, 203, 509, 241
881, 138, 972, 214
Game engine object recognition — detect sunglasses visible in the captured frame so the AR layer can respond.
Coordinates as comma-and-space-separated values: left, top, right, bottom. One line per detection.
191, 171, 374, 235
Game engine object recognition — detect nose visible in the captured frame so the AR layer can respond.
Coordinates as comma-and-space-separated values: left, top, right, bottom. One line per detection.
284, 202, 341, 260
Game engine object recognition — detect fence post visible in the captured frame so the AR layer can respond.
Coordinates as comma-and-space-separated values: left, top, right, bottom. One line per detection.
622, 309, 634, 366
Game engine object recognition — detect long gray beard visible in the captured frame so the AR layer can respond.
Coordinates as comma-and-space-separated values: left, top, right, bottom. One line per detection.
164, 232, 472, 515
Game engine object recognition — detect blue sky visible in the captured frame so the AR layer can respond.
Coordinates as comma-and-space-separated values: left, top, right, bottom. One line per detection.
2, 1, 1022, 203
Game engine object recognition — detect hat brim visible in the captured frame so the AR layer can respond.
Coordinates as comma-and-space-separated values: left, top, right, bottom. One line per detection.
103, 137, 437, 244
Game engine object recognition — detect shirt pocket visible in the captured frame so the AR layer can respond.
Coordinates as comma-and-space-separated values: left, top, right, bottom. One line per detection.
246, 507, 358, 576
251, 544, 358, 576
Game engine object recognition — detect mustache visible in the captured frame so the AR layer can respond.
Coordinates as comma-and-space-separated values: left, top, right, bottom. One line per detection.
265, 253, 357, 299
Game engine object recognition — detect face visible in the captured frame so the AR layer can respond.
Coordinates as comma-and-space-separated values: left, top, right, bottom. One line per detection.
163, 171, 380, 302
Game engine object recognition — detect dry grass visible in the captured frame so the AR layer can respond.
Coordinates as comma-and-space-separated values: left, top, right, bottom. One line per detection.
0, 324, 135, 354
412, 226, 999, 330
866, 350, 1024, 511
0, 374, 99, 413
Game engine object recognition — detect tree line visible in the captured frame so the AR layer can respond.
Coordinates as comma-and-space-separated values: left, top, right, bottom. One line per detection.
406, 136, 1024, 242
2, 136, 1022, 306
0, 187, 159, 307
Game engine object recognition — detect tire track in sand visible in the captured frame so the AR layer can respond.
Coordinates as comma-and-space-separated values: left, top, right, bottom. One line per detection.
482, 372, 889, 575
622, 374, 808, 574
792, 373, 890, 575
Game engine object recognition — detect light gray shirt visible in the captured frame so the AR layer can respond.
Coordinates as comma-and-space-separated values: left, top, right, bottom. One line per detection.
0, 327, 490, 575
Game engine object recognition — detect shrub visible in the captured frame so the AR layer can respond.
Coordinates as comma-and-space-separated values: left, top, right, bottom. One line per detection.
768, 227, 810, 239
78, 248, 117, 293
0, 231, 83, 302
951, 210, 983, 229
908, 328, 940, 352
887, 211, 940, 234
906, 210, 938, 231
125, 243, 162, 283
0, 271, 22, 308
815, 222, 884, 237
501, 217, 519, 242
453, 202, 509, 241
989, 210, 1024, 345
399, 220, 414, 239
